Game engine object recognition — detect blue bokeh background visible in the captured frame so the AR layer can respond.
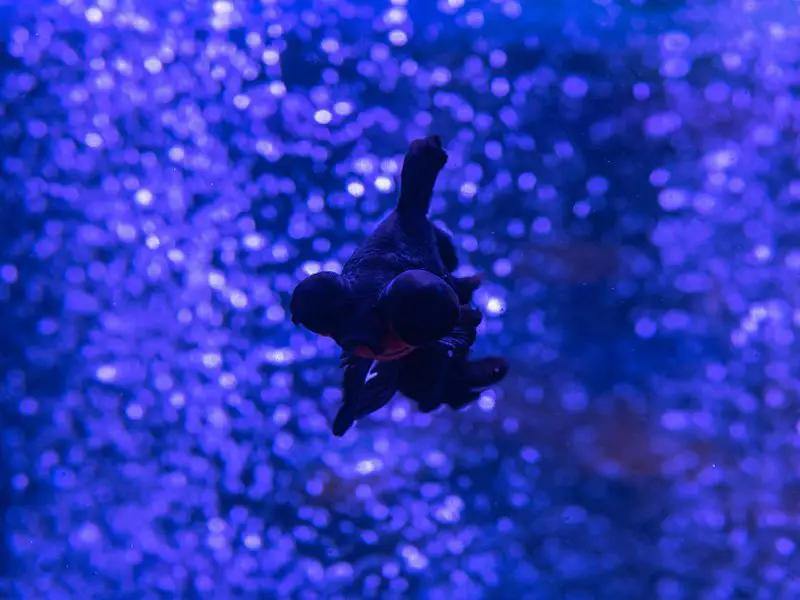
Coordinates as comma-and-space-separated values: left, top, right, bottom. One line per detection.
2, 0, 800, 598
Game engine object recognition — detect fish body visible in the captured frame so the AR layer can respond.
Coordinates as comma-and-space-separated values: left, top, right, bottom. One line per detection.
290, 136, 465, 360
335, 136, 455, 358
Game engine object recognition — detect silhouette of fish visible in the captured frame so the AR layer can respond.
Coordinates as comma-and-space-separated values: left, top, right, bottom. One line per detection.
291, 136, 474, 362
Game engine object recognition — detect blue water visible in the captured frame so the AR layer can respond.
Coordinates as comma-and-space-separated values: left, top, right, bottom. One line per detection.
2, 0, 798, 598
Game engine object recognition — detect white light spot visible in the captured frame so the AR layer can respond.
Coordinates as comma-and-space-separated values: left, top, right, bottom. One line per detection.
754, 245, 772, 261
135, 189, 153, 206
244, 534, 262, 550
302, 261, 321, 275
264, 348, 294, 365
85, 133, 103, 148
85, 7, 103, 23
478, 393, 496, 411
381, 159, 399, 174
384, 8, 407, 24
314, 109, 332, 125
169, 146, 185, 161
208, 272, 226, 289
243, 233, 265, 250
347, 181, 365, 197
219, 373, 237, 389
262, 49, 280, 65
96, 365, 117, 382
230, 291, 248, 308
144, 57, 162, 74
202, 353, 222, 369
356, 459, 383, 475
391, 405, 407, 421
401, 545, 429, 570
388, 30, 408, 46
268, 81, 286, 97
321, 38, 340, 53
375, 176, 393, 192
354, 158, 373, 174
460, 182, 477, 199
212, 0, 233, 15
485, 296, 506, 315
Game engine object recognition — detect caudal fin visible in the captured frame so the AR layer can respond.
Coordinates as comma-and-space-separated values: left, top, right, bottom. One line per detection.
466, 357, 509, 389
397, 136, 448, 218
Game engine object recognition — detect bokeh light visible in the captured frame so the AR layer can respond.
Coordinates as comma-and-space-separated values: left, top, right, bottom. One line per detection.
2, 0, 800, 598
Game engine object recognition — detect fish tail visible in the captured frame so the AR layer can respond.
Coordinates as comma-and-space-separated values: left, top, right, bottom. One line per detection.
397, 136, 447, 219
397, 188, 434, 219
332, 405, 357, 437
466, 357, 509, 389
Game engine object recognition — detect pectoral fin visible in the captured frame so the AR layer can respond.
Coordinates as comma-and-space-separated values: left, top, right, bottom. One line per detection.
333, 358, 400, 436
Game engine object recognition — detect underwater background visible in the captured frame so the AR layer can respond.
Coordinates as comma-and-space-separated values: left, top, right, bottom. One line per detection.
2, 0, 800, 598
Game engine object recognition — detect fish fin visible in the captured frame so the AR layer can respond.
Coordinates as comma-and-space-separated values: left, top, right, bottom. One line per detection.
334, 358, 399, 436
332, 406, 357, 437
417, 398, 441, 413
430, 358, 508, 416
452, 274, 483, 304
445, 390, 481, 411
465, 357, 509, 388
409, 350, 458, 414
353, 361, 399, 418
341, 355, 373, 399
436, 306, 481, 360
339, 350, 357, 369
412, 310, 483, 413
